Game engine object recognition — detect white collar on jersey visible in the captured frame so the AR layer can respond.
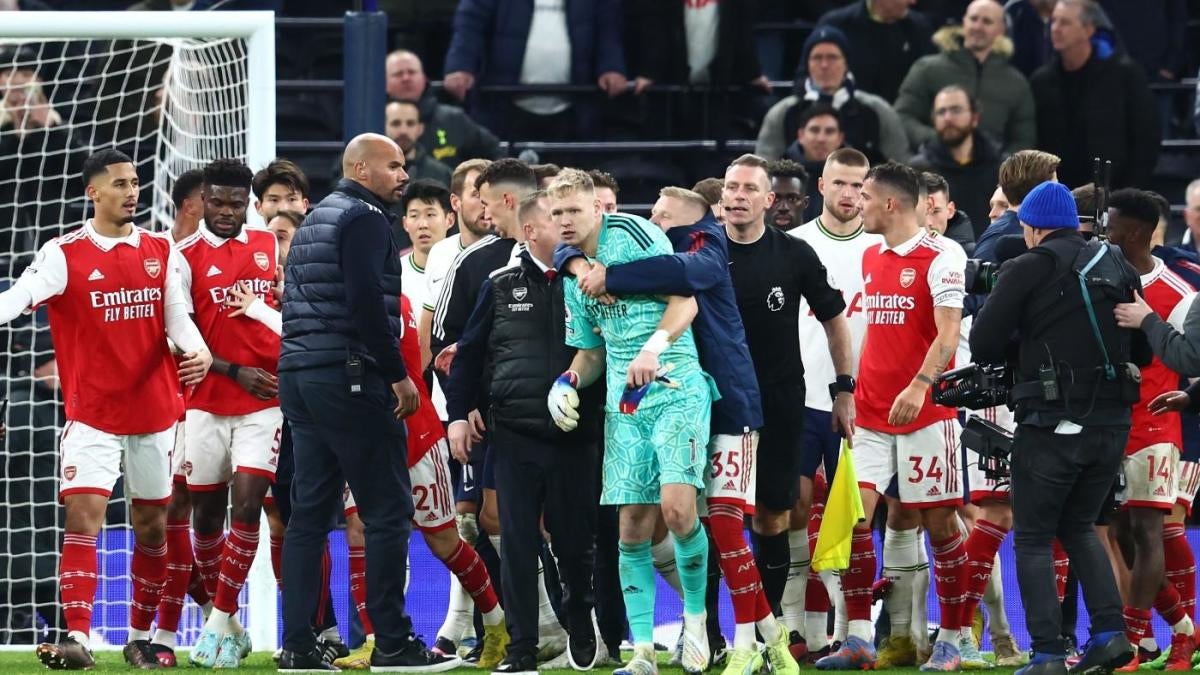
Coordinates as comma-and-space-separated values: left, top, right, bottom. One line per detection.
84, 219, 141, 251
881, 229, 929, 256
198, 219, 249, 246
1140, 256, 1166, 286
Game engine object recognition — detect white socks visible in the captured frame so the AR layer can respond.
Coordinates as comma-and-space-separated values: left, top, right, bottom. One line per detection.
537, 564, 564, 633
912, 532, 931, 650
984, 551, 1011, 639
437, 573, 474, 642
883, 527, 920, 640
68, 630, 89, 648
819, 569, 848, 643
651, 534, 684, 599
781, 528, 810, 635
128, 628, 150, 642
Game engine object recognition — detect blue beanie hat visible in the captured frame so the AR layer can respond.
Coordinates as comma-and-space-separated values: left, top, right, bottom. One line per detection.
1018, 182, 1079, 230
802, 25, 851, 67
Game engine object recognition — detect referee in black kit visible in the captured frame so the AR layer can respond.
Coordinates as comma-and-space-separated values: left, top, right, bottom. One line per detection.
277, 133, 454, 672
721, 154, 855, 611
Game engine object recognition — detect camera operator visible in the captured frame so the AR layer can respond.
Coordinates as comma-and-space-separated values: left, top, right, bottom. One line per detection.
969, 181, 1151, 674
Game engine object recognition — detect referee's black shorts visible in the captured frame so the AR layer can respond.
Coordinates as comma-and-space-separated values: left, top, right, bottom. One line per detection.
756, 383, 806, 512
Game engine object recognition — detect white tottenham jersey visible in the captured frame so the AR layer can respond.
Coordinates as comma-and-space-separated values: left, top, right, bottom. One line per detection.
402, 247, 449, 420
791, 217, 884, 411
423, 233, 465, 314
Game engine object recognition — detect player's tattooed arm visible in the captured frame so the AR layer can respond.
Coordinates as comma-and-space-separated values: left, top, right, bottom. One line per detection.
889, 306, 961, 426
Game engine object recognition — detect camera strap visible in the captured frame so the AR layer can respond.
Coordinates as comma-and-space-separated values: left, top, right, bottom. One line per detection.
1077, 243, 1117, 381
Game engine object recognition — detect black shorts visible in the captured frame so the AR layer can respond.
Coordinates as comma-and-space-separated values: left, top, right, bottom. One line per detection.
756, 383, 807, 512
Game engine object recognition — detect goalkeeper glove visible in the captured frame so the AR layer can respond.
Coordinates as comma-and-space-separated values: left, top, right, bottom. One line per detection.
619, 365, 678, 415
548, 371, 581, 431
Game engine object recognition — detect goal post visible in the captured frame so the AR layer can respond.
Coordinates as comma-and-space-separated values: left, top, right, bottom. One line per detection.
0, 10, 277, 650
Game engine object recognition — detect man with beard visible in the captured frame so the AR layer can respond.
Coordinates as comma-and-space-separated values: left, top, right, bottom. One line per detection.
784, 148, 881, 660
909, 85, 1003, 239
386, 99, 453, 188
767, 160, 811, 231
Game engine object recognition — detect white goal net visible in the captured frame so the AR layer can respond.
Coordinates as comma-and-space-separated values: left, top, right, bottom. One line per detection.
0, 11, 275, 649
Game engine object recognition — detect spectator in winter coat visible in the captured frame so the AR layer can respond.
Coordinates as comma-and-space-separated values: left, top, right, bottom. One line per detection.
815, 0, 935, 102
1029, 0, 1158, 190
895, 0, 1035, 155
1004, 0, 1055, 77
909, 85, 1006, 238
385, 50, 502, 165
755, 25, 907, 164
442, 0, 627, 140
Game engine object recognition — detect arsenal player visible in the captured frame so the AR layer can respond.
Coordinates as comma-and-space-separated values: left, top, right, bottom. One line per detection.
0, 149, 212, 670
816, 162, 967, 672
177, 159, 282, 669
1104, 189, 1197, 670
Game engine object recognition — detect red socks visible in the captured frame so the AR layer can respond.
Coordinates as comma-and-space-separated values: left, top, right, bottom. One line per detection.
444, 539, 499, 613
1124, 606, 1152, 647
843, 530, 876, 621
213, 520, 259, 615
707, 504, 769, 624
1154, 582, 1188, 626
155, 520, 194, 632
931, 531, 968, 631
270, 534, 284, 590
348, 545, 375, 636
60, 533, 99, 636
193, 531, 225, 599
1052, 538, 1069, 603
962, 520, 1007, 622
1164, 523, 1196, 619
130, 540, 168, 632
187, 562, 210, 606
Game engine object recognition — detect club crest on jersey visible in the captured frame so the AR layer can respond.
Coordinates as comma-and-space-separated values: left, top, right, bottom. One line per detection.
512, 287, 527, 301
144, 258, 162, 279
254, 251, 270, 271
899, 267, 916, 288
63, 465, 76, 480
767, 286, 786, 312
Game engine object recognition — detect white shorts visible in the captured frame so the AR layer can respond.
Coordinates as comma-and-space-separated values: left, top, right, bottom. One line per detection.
965, 406, 1015, 503
856, 418, 963, 508
1177, 460, 1200, 514
60, 420, 176, 505
344, 439, 456, 532
170, 419, 187, 484
1121, 443, 1179, 511
703, 432, 758, 510
184, 407, 283, 491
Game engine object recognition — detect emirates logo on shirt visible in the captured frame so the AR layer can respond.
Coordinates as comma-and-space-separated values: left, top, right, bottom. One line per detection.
899, 267, 916, 288
144, 258, 162, 279
254, 251, 271, 271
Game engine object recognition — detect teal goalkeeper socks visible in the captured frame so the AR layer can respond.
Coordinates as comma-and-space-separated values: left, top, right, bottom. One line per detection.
618, 539, 657, 644
673, 519, 709, 615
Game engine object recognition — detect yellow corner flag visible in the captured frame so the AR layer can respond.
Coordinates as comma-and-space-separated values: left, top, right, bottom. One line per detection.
812, 440, 866, 572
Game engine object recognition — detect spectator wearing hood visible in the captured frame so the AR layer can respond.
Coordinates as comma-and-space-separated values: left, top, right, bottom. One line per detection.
755, 25, 907, 164
814, 0, 935, 103
385, 49, 502, 165
895, 0, 1035, 155
1030, 0, 1158, 191
909, 85, 1005, 238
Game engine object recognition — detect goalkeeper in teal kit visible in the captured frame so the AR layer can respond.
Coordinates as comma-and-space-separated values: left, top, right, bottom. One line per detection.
545, 169, 716, 675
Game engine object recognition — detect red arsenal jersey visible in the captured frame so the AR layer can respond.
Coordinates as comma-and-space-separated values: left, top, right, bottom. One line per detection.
1127, 258, 1195, 454
21, 222, 184, 435
400, 294, 446, 466
856, 230, 965, 434
177, 223, 280, 416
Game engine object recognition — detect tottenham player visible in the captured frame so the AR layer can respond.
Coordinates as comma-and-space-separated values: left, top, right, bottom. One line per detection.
548, 169, 716, 675
564, 185, 802, 675
787, 148, 878, 659
400, 180, 454, 312
172, 159, 281, 669
253, 158, 310, 224
1104, 189, 1197, 670
0, 149, 213, 670
816, 162, 968, 672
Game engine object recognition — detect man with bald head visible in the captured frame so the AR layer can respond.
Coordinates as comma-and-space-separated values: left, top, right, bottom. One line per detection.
385, 49, 502, 165
895, 0, 1035, 155
278, 133, 458, 671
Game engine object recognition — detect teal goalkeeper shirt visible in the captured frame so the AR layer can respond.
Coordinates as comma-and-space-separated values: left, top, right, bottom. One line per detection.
563, 213, 706, 412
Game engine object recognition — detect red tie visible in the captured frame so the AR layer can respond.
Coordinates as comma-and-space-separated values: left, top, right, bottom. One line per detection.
545, 269, 557, 282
